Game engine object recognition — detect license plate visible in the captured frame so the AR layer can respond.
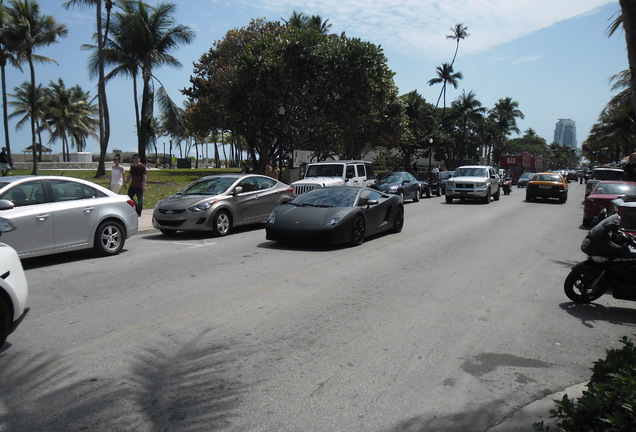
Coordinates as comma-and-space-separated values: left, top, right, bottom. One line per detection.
539, 185, 551, 189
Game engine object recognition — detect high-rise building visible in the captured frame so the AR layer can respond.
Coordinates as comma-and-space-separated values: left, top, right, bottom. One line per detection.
554, 119, 577, 148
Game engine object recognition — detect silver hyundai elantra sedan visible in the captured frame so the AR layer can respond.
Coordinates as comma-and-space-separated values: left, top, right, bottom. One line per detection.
153, 173, 294, 236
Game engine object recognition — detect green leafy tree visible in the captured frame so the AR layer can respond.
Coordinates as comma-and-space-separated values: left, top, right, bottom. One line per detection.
504, 128, 548, 155
5, 0, 67, 174
185, 17, 400, 172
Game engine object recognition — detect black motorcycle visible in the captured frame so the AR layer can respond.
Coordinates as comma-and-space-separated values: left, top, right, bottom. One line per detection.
564, 214, 636, 303
502, 177, 512, 195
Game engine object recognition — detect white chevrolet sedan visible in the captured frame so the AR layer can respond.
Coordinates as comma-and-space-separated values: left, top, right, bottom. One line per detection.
0, 176, 138, 258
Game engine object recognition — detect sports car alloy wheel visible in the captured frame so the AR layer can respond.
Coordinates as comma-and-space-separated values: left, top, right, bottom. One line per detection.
392, 207, 404, 233
350, 216, 365, 246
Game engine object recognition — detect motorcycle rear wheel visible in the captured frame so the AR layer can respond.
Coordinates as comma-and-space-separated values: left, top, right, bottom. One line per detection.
564, 262, 607, 303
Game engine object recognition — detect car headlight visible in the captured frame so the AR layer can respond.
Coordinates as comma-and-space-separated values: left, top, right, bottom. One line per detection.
267, 212, 276, 223
188, 200, 217, 212
388, 186, 398, 193
476, 180, 488, 187
326, 213, 346, 226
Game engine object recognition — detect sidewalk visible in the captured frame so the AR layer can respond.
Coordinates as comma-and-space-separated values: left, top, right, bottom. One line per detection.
137, 212, 155, 231
487, 382, 586, 431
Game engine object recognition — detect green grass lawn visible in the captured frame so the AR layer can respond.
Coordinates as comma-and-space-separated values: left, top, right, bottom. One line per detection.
7, 168, 242, 209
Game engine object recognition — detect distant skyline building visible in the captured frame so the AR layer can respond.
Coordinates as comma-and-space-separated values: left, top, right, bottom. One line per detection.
554, 119, 577, 148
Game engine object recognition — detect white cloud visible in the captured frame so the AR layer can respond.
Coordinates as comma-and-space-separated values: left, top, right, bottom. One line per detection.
241, 0, 616, 59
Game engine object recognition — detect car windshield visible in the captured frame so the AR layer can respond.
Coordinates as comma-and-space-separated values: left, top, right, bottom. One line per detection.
532, 174, 562, 182
594, 183, 636, 195
291, 188, 359, 207
378, 173, 403, 184
439, 171, 453, 180
179, 177, 236, 195
305, 164, 344, 178
520, 173, 533, 180
453, 168, 488, 177
593, 170, 625, 180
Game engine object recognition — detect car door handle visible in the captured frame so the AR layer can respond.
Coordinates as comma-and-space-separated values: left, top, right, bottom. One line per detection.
36, 213, 50, 221
84, 207, 95, 213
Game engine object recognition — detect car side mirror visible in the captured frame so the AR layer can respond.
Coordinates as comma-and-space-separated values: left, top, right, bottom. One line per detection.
366, 199, 379, 208
233, 186, 243, 195
0, 199, 14, 211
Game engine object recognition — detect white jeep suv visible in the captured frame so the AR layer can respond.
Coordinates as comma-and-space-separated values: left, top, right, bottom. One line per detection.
445, 165, 500, 204
291, 160, 376, 195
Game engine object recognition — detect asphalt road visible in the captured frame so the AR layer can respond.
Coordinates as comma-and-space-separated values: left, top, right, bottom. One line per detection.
2, 181, 634, 432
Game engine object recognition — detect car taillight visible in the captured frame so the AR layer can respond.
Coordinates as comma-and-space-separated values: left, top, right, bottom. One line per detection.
527, 183, 536, 189
127, 199, 137, 209
557, 184, 564, 190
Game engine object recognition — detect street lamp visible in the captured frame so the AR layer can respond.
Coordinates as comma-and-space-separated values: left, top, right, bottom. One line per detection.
428, 138, 434, 173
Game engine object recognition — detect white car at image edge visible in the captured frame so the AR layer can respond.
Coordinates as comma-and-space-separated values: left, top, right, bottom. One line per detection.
0, 218, 28, 347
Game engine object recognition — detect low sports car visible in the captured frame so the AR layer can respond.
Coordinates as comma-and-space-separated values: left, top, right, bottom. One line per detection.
265, 186, 404, 246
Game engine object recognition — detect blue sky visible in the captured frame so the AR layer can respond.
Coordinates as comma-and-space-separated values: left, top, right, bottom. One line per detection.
2, 0, 626, 156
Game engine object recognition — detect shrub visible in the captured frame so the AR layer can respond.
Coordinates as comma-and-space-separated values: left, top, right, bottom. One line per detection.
534, 336, 636, 431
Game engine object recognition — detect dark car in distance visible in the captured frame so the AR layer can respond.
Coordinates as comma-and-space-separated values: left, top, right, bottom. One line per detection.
375, 171, 421, 202
265, 186, 404, 246
415, 172, 442, 197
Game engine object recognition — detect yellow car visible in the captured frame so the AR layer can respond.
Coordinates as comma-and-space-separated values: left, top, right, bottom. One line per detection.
526, 172, 568, 203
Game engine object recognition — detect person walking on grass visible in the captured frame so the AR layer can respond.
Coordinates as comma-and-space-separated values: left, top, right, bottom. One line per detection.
126, 154, 147, 216
109, 154, 127, 193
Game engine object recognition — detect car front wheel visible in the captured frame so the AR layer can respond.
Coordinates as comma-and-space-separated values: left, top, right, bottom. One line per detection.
94, 220, 125, 256
350, 215, 365, 246
212, 210, 232, 236
392, 206, 404, 233
0, 298, 10, 347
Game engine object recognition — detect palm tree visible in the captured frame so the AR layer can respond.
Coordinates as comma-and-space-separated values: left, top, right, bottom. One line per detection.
65, 0, 115, 178
446, 23, 469, 67
618, 1, 636, 126
8, 80, 45, 158
107, 1, 194, 162
6, 0, 67, 174
428, 62, 463, 113
40, 79, 98, 161
0, 0, 24, 164
285, 11, 331, 34
488, 97, 524, 163
448, 90, 485, 165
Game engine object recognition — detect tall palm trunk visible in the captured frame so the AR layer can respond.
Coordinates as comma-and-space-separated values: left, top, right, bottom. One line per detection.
621, 0, 636, 137
28, 55, 38, 174
95, 0, 110, 177
1, 62, 11, 165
